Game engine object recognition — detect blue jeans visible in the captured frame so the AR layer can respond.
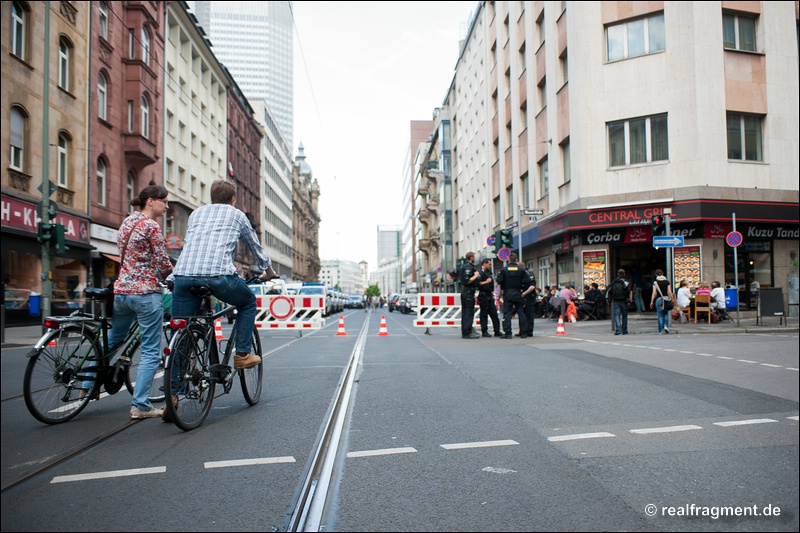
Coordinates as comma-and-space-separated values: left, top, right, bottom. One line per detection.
655, 297, 671, 333
110, 293, 164, 411
172, 275, 256, 354
612, 300, 628, 334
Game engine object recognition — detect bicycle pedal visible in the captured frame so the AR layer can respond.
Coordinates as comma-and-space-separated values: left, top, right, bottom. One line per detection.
118, 356, 132, 366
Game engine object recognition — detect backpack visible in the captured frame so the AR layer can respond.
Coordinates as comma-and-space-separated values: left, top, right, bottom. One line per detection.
609, 279, 627, 301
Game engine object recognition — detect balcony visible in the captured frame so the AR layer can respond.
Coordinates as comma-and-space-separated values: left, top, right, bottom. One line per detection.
416, 181, 429, 197
427, 194, 440, 206
419, 238, 432, 250
123, 133, 158, 164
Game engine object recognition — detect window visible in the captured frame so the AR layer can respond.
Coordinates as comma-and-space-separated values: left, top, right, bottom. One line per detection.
140, 95, 150, 139
96, 158, 106, 206
538, 78, 547, 111
608, 113, 668, 167
11, 1, 26, 59
723, 13, 756, 52
166, 110, 173, 136
505, 186, 513, 220
128, 29, 134, 59
141, 27, 150, 66
727, 113, 763, 161
58, 37, 71, 90
561, 140, 571, 183
99, 1, 108, 39
607, 13, 664, 62
560, 50, 568, 84
165, 159, 173, 184
97, 72, 108, 120
178, 121, 185, 144
539, 157, 549, 197
127, 172, 135, 214
57, 133, 69, 187
127, 101, 133, 132
538, 257, 551, 290
493, 197, 501, 226
10, 106, 25, 171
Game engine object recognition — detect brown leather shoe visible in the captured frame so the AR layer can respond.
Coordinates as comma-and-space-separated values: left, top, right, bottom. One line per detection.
162, 397, 178, 422
234, 353, 261, 369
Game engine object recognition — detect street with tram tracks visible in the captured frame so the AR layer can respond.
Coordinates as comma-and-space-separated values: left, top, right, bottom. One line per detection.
1, 311, 798, 532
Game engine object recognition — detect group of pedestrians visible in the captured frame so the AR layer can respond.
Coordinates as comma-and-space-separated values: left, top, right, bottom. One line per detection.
458, 251, 535, 339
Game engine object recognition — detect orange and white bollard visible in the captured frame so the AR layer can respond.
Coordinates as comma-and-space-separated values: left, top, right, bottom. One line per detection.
336, 315, 348, 336
215, 318, 225, 340
555, 315, 567, 336
377, 314, 390, 336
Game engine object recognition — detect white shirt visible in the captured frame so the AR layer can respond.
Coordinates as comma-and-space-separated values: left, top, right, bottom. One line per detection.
677, 287, 692, 308
710, 287, 725, 308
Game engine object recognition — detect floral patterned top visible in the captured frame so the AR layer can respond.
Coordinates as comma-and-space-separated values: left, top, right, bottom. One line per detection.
113, 213, 173, 295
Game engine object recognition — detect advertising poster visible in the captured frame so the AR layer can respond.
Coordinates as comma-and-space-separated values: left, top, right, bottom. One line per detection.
673, 245, 702, 285
582, 250, 607, 290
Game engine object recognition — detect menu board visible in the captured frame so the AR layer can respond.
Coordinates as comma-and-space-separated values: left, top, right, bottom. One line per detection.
673, 245, 701, 285
582, 250, 607, 290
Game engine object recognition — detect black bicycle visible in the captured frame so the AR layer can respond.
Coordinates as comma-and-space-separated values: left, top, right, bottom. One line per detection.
163, 283, 263, 431
23, 285, 173, 424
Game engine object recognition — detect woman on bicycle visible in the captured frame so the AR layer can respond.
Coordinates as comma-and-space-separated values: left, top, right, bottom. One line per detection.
112, 185, 173, 419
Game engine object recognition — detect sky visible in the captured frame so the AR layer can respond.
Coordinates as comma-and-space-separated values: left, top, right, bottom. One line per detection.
290, 1, 478, 268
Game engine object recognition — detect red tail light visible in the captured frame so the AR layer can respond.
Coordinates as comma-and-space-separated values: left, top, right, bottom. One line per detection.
43, 319, 60, 330
170, 318, 187, 329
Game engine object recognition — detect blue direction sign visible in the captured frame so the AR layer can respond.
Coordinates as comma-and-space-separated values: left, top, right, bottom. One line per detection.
652, 235, 684, 247
497, 247, 511, 261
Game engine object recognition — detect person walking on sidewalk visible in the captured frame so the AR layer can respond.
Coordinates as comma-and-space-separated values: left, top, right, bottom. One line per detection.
650, 269, 674, 334
607, 268, 632, 335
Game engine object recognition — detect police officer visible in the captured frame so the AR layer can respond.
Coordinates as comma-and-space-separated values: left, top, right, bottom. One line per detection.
457, 251, 481, 339
477, 258, 502, 337
495, 252, 530, 338
518, 263, 536, 337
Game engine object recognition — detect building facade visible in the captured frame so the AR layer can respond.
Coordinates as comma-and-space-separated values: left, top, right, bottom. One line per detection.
401, 120, 434, 293
421, 1, 798, 310
2, 1, 92, 324
190, 1, 294, 147
320, 259, 365, 294
291, 144, 321, 282
252, 98, 294, 279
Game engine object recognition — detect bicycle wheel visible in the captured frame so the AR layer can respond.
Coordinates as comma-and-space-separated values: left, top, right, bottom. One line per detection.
239, 327, 263, 405
23, 325, 104, 424
164, 324, 216, 431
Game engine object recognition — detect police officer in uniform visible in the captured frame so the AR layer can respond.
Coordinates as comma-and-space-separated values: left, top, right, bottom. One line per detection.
495, 252, 530, 338
477, 258, 502, 337
518, 263, 536, 337
457, 251, 481, 339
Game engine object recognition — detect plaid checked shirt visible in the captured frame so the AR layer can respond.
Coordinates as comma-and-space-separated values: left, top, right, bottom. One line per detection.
172, 203, 271, 277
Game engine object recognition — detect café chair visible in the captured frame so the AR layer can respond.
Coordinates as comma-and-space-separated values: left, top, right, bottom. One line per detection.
678, 305, 691, 323
694, 294, 712, 323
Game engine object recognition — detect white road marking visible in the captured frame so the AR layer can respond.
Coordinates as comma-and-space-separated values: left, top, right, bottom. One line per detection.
630, 425, 703, 434
548, 432, 615, 442
788, 416, 799, 421
440, 439, 519, 450
347, 447, 417, 458
760, 363, 783, 368
713, 418, 778, 427
204, 456, 295, 469
51, 466, 165, 484
737, 359, 758, 364
483, 466, 517, 474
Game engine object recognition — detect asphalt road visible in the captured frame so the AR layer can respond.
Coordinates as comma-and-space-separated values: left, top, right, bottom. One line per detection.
1, 311, 797, 532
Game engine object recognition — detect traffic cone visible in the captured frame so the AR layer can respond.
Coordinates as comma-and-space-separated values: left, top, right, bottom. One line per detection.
377, 314, 390, 336
214, 318, 225, 340
336, 315, 348, 336
555, 315, 567, 336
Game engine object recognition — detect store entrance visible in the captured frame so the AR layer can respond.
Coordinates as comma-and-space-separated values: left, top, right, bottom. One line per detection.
614, 245, 666, 312
726, 246, 773, 309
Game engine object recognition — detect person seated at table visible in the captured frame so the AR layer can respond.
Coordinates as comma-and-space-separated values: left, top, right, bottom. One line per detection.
709, 280, 731, 320
696, 281, 711, 296
578, 283, 604, 320
676, 279, 692, 309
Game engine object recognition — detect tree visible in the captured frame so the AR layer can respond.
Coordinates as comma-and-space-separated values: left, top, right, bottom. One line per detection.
365, 284, 381, 298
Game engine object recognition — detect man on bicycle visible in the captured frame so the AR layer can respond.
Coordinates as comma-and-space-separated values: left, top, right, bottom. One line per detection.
170, 180, 274, 370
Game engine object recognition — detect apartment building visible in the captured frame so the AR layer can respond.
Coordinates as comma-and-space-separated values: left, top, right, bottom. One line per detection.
2, 1, 92, 323
417, 1, 798, 308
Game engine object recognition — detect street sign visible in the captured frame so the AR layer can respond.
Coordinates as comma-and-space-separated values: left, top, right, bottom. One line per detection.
521, 209, 544, 216
497, 247, 511, 261
528, 216, 538, 222
726, 231, 743, 248
36, 201, 58, 221
37, 180, 58, 197
652, 235, 684, 247
487, 235, 496, 246
506, 221, 519, 230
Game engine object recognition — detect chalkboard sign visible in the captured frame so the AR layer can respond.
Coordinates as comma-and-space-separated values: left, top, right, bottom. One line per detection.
757, 288, 785, 325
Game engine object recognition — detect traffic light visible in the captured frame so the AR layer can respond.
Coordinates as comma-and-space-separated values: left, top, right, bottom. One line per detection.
37, 222, 52, 244
492, 230, 503, 254
500, 228, 513, 248
651, 214, 666, 237
53, 223, 69, 255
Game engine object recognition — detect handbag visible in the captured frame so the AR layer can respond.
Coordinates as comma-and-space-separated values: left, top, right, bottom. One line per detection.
106, 219, 147, 317
655, 281, 674, 311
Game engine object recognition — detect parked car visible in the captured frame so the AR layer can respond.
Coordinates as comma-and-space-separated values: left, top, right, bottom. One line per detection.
397, 295, 418, 314
388, 293, 406, 312
347, 294, 363, 309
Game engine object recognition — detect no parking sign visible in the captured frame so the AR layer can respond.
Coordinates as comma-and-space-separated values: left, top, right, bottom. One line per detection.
726, 231, 743, 248
497, 247, 511, 261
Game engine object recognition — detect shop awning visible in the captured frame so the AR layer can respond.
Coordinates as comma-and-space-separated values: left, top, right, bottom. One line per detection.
102, 253, 120, 263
